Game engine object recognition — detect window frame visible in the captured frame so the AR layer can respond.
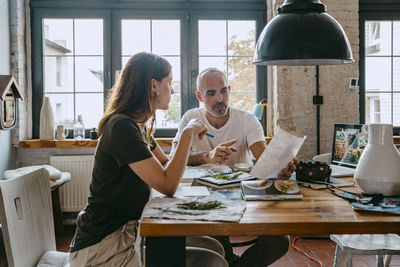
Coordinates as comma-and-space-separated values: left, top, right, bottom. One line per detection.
31, 1, 267, 138
359, 0, 400, 134
31, 8, 112, 138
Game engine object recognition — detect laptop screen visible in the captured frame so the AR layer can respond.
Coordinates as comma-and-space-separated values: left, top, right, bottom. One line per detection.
331, 123, 365, 168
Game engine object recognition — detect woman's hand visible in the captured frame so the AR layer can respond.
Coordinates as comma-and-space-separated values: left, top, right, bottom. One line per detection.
277, 157, 300, 179
185, 118, 208, 140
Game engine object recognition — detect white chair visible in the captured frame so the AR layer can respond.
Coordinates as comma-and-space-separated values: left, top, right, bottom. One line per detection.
0, 168, 69, 267
330, 234, 400, 267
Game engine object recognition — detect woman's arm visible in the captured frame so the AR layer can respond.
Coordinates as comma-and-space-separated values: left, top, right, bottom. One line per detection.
152, 145, 169, 166
129, 119, 207, 196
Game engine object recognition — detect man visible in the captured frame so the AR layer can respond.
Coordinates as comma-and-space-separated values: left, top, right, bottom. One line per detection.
171, 68, 298, 267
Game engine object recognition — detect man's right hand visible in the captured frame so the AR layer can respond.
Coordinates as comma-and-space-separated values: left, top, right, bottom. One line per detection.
207, 139, 238, 163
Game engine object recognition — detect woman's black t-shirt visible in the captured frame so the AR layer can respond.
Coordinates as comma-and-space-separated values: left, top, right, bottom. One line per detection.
70, 113, 157, 252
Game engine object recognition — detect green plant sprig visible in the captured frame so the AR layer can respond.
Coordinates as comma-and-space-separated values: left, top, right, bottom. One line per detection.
212, 172, 241, 180
177, 200, 225, 210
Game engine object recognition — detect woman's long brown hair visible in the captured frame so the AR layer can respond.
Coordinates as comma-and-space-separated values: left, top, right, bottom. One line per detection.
98, 52, 171, 144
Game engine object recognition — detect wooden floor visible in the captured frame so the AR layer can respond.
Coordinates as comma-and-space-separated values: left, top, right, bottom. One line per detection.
57, 227, 400, 266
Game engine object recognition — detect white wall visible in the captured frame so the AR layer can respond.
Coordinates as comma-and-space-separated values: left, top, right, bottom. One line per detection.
0, 0, 11, 177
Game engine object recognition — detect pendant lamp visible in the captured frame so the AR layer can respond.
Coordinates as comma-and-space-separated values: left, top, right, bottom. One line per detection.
253, 0, 353, 66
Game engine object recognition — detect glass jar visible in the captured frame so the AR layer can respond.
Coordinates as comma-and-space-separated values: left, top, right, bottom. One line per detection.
73, 115, 85, 140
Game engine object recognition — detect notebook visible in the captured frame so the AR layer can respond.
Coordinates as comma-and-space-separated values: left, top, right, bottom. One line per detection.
330, 123, 365, 177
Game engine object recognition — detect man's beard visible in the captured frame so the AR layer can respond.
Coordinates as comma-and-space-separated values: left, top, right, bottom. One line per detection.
209, 102, 229, 117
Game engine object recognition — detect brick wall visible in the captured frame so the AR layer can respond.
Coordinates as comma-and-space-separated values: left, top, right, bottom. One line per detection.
269, 0, 359, 161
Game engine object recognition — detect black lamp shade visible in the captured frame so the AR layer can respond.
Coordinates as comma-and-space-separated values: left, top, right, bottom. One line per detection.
253, 0, 353, 66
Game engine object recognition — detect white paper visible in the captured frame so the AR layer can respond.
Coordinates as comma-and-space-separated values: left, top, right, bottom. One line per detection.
250, 128, 306, 179
151, 185, 210, 198
142, 196, 246, 222
182, 164, 232, 182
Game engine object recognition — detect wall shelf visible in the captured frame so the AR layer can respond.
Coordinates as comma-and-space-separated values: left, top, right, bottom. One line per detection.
19, 137, 274, 148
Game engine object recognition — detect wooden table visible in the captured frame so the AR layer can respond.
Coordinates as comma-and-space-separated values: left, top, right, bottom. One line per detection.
140, 185, 400, 266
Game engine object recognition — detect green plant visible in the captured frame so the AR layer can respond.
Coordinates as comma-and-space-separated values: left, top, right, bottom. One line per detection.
177, 200, 224, 210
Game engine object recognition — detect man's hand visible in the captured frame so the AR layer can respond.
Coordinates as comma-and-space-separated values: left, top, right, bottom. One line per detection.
207, 139, 238, 163
277, 157, 300, 179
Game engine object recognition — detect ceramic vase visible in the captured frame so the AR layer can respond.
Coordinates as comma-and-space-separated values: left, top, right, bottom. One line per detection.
39, 97, 55, 140
354, 123, 400, 196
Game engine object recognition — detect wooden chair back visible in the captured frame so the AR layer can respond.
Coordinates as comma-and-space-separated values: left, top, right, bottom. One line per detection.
0, 168, 56, 267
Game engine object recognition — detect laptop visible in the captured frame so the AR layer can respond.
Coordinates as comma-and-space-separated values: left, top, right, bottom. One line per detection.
330, 123, 365, 177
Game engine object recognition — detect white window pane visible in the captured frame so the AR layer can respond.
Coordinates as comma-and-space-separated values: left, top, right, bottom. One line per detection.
45, 93, 74, 128
152, 20, 180, 55
394, 93, 400, 126
122, 20, 151, 55
365, 93, 391, 124
163, 56, 181, 85
228, 20, 255, 56
229, 92, 255, 113
199, 20, 226, 56
393, 58, 400, 92
199, 57, 227, 77
365, 57, 391, 92
156, 56, 181, 128
76, 93, 104, 128
393, 22, 400, 55
43, 19, 73, 55
227, 56, 255, 92
44, 56, 73, 93
122, 56, 130, 69
75, 56, 104, 92
365, 21, 392, 56
75, 19, 103, 55
155, 93, 180, 128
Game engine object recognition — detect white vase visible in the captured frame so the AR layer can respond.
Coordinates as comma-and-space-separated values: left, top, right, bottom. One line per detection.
354, 123, 400, 196
39, 97, 55, 140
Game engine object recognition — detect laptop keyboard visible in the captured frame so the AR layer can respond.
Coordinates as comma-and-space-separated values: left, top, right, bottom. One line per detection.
330, 164, 355, 177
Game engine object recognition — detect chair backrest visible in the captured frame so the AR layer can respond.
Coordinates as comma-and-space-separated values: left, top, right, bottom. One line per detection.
0, 168, 56, 267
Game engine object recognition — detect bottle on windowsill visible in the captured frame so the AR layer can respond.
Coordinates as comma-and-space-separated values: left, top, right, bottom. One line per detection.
73, 115, 85, 140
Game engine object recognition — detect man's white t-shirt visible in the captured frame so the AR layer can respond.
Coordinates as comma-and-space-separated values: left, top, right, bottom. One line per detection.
173, 107, 265, 166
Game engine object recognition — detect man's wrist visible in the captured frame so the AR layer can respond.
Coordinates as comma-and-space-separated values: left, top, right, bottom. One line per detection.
203, 151, 211, 163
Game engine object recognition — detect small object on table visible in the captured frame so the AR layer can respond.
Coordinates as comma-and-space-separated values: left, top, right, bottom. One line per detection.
233, 163, 252, 173
296, 160, 331, 183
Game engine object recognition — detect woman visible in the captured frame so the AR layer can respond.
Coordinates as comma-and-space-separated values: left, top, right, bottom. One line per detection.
69, 52, 227, 267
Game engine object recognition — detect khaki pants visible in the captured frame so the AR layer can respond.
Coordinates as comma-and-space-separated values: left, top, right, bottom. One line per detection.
69, 221, 140, 267
70, 221, 227, 267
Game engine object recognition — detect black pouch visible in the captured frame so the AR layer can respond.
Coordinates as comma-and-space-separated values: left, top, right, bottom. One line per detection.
296, 160, 331, 183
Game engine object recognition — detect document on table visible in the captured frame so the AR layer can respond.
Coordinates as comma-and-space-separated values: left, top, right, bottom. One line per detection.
250, 128, 306, 179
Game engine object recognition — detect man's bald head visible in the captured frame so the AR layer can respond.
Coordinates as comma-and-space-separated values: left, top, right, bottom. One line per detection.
196, 68, 227, 92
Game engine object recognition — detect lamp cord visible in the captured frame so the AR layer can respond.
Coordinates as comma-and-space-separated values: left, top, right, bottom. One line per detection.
298, 179, 384, 205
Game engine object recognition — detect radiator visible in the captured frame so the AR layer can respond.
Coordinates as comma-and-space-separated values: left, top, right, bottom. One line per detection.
50, 155, 94, 212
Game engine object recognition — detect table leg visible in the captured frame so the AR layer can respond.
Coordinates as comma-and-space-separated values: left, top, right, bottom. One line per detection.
145, 236, 186, 267
51, 187, 64, 234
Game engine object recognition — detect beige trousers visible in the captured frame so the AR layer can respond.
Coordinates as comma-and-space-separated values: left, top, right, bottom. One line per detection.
69, 221, 227, 267
69, 221, 140, 267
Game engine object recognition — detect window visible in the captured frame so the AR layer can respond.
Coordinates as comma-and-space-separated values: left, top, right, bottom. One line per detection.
31, 1, 267, 138
41, 18, 105, 130
120, 19, 182, 129
363, 21, 400, 126
360, 1, 400, 131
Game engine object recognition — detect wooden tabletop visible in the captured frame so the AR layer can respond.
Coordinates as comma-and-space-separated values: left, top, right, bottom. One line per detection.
140, 185, 400, 237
